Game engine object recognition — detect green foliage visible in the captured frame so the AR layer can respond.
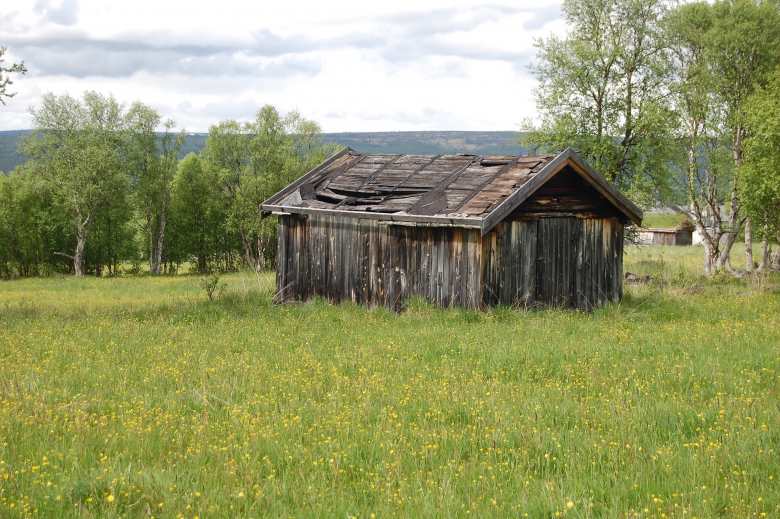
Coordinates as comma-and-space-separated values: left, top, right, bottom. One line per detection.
19, 92, 132, 276
664, 0, 729, 214
523, 0, 674, 208
5, 93, 332, 278
526, 0, 780, 261
168, 153, 238, 274
81, 182, 135, 277
125, 104, 186, 275
0, 172, 35, 277
742, 67, 780, 243
202, 105, 338, 270
199, 271, 225, 301
684, 0, 780, 233
707, 0, 780, 140
1, 247, 779, 517
652, 0, 780, 273
0, 167, 75, 278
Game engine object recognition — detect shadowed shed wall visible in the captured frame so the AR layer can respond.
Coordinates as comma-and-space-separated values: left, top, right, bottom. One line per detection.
482, 218, 623, 310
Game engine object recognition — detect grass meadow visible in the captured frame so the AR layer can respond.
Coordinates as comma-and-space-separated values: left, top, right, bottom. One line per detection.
1, 245, 779, 518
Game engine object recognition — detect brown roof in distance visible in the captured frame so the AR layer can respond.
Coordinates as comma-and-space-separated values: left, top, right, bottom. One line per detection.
261, 147, 642, 235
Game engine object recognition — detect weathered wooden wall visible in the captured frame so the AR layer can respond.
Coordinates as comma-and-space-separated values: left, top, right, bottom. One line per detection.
276, 214, 482, 311
277, 213, 623, 311
481, 217, 623, 310
481, 220, 537, 307
652, 231, 677, 246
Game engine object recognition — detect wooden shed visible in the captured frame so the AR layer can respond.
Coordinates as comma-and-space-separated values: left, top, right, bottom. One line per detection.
261, 147, 642, 311
637, 221, 694, 246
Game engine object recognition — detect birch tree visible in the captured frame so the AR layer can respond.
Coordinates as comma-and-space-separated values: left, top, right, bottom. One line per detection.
666, 0, 780, 274
707, 0, 780, 272
21, 92, 129, 277
524, 0, 673, 207
0, 170, 44, 277
169, 153, 226, 275
126, 103, 185, 275
742, 67, 780, 271
203, 105, 335, 270
665, 1, 726, 275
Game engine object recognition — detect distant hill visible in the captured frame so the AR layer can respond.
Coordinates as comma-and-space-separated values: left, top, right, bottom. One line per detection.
0, 130, 212, 174
0, 130, 527, 174
0, 130, 31, 174
326, 131, 529, 156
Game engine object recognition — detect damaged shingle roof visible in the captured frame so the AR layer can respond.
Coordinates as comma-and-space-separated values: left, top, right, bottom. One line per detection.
261, 147, 642, 235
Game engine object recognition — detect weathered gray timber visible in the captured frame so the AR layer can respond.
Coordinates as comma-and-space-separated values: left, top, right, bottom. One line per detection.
277, 215, 482, 310
277, 214, 623, 311
265, 147, 640, 311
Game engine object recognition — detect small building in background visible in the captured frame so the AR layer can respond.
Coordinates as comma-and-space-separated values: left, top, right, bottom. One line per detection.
637, 221, 694, 246
261, 147, 642, 311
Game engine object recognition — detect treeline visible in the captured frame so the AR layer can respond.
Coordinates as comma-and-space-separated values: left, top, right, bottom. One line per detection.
525, 0, 780, 274
0, 92, 337, 278
0, 131, 535, 173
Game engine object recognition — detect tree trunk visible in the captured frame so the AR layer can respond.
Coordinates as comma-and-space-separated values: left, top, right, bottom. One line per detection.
155, 220, 165, 274
716, 187, 742, 273
151, 180, 171, 276
147, 213, 155, 275
719, 126, 743, 273
684, 127, 725, 275
198, 253, 207, 275
744, 217, 753, 272
197, 229, 207, 275
693, 216, 719, 276
718, 233, 735, 272
756, 214, 771, 272
240, 228, 259, 271
256, 235, 265, 271
772, 245, 780, 270
74, 227, 86, 277
94, 224, 102, 278
151, 207, 167, 276
757, 241, 770, 272
106, 214, 113, 277
71, 202, 91, 278
703, 239, 714, 276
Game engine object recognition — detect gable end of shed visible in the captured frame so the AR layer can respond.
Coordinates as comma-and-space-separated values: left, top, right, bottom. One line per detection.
480, 148, 642, 235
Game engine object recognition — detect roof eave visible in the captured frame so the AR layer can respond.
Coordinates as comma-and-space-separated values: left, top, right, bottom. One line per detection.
259, 203, 484, 228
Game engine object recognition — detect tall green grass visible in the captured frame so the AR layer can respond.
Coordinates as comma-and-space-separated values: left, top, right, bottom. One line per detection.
1, 246, 779, 518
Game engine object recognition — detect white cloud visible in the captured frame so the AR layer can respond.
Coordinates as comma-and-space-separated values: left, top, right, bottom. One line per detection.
0, 0, 565, 132
33, 0, 80, 26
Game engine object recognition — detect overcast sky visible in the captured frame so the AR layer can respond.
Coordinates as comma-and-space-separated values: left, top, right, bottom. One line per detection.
1, 0, 566, 132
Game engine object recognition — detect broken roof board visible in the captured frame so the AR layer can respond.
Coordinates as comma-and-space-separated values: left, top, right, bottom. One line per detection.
261, 147, 642, 235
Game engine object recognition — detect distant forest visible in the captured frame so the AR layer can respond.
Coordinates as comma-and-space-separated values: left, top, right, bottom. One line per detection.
0, 130, 529, 174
